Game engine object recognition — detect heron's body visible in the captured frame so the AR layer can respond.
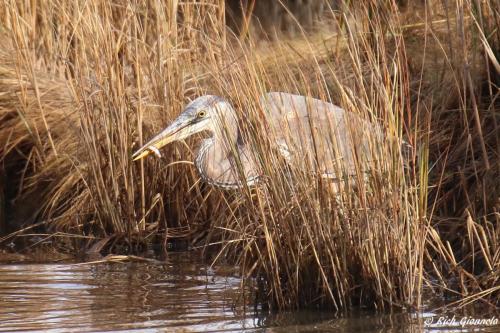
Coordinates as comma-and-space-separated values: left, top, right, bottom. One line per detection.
132, 92, 384, 189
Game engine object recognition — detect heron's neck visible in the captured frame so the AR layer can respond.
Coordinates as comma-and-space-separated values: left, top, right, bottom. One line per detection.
211, 110, 241, 157
195, 112, 256, 188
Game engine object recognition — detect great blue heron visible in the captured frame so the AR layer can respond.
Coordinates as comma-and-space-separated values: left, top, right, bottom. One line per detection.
132, 92, 385, 189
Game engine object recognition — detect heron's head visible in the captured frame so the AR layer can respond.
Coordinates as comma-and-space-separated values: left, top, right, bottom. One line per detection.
132, 95, 231, 161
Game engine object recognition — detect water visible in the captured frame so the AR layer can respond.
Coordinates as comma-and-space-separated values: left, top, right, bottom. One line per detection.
0, 253, 498, 332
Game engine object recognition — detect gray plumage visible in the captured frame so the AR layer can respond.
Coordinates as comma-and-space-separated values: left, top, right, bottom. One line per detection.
132, 92, 385, 189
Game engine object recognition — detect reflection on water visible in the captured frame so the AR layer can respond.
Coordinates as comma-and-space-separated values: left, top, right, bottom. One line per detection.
0, 253, 498, 332
0, 254, 257, 332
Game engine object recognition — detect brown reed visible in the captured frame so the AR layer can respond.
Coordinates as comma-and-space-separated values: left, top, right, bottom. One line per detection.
0, 0, 497, 309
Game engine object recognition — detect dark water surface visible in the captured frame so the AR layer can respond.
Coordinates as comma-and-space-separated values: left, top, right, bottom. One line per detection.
0, 253, 498, 332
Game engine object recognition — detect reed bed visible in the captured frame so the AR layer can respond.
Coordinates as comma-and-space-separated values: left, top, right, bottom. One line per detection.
0, 0, 498, 310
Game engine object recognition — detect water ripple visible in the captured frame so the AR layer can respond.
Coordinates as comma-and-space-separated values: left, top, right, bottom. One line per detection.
0, 255, 254, 332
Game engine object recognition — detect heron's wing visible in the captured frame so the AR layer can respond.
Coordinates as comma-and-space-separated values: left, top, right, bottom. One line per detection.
260, 92, 383, 178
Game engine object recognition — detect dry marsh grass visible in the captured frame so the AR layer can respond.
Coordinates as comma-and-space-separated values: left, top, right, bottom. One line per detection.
0, 0, 498, 310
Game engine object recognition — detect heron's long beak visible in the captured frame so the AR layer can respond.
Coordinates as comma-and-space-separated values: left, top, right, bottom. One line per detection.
132, 117, 207, 161
132, 120, 188, 161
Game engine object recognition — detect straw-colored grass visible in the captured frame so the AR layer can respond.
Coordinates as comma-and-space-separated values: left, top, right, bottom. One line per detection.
0, 0, 498, 309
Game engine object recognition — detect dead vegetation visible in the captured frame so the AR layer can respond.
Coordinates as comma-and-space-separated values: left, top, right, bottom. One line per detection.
0, 0, 498, 310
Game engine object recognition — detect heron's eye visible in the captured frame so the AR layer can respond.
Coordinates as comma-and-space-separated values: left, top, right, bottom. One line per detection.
197, 110, 206, 118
